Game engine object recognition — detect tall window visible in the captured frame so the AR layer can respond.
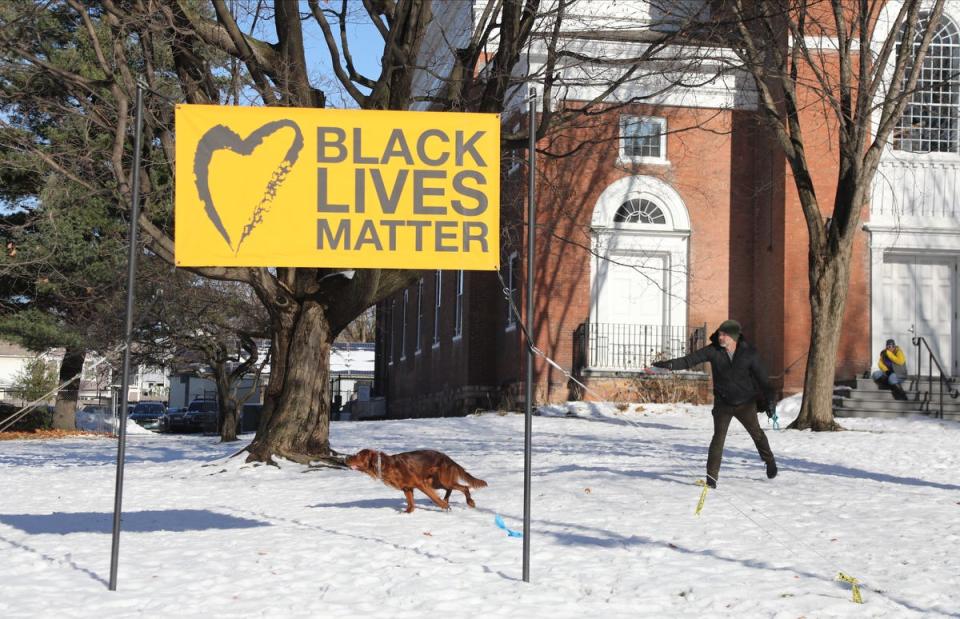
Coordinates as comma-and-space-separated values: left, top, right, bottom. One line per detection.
433, 270, 442, 346
400, 289, 408, 360
454, 270, 464, 338
613, 198, 667, 224
387, 300, 395, 364
895, 14, 960, 153
415, 278, 423, 354
620, 116, 667, 162
505, 252, 519, 329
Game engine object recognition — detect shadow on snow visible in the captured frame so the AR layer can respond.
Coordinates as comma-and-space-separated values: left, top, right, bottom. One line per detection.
0, 509, 270, 535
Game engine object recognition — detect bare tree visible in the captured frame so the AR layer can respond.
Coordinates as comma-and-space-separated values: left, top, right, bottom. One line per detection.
133, 260, 269, 442
339, 307, 375, 343
717, 0, 946, 429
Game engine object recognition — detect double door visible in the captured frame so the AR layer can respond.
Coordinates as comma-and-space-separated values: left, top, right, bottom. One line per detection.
878, 255, 957, 375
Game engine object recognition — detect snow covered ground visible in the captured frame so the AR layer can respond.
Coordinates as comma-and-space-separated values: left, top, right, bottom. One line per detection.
2, 396, 958, 618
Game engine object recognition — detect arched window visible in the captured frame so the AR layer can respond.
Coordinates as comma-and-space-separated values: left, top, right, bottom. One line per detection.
894, 13, 960, 153
613, 198, 667, 224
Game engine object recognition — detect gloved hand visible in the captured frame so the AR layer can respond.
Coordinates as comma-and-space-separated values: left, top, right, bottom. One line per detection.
768, 403, 780, 429
652, 360, 671, 370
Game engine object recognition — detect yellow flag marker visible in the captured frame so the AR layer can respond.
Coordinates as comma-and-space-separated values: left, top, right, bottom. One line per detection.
694, 480, 709, 516
837, 572, 864, 604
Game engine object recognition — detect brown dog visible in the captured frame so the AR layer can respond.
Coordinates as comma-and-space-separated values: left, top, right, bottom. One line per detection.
345, 449, 487, 513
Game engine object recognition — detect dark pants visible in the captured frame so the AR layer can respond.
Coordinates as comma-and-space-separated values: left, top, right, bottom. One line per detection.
708, 401, 775, 483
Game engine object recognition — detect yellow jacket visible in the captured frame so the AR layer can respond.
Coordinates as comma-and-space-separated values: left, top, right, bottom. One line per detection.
878, 347, 906, 373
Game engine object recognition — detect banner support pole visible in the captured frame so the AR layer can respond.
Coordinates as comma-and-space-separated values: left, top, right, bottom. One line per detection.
109, 81, 144, 591
522, 87, 537, 583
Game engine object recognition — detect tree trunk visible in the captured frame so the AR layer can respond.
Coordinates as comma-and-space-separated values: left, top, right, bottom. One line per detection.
214, 361, 239, 443
53, 347, 84, 430
789, 250, 850, 431
245, 299, 334, 464
220, 406, 239, 442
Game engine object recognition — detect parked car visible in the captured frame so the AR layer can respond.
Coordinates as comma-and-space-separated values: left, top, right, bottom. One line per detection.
129, 401, 165, 430
158, 406, 189, 433
75, 404, 113, 432
184, 399, 219, 433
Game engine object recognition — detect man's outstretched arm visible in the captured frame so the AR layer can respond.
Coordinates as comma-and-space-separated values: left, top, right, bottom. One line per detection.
653, 346, 712, 371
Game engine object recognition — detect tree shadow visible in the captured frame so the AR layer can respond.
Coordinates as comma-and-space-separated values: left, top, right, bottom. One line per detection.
0, 436, 239, 468
0, 509, 270, 534
0, 532, 108, 586
483, 506, 951, 616
769, 454, 960, 492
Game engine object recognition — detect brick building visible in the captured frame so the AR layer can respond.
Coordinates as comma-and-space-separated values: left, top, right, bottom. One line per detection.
376, 1, 960, 418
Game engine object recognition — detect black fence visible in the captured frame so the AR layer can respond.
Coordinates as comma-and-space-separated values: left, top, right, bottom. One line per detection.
574, 322, 707, 372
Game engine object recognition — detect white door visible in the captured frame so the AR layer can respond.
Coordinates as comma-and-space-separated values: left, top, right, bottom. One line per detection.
593, 252, 668, 368
879, 255, 957, 375
596, 252, 666, 325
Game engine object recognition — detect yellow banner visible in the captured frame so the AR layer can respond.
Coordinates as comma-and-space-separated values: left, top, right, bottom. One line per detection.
175, 105, 500, 269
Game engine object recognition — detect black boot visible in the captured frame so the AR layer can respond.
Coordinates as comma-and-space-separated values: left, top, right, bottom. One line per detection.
891, 384, 908, 401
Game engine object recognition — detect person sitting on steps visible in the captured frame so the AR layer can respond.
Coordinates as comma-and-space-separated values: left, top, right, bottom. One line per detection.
872, 339, 908, 401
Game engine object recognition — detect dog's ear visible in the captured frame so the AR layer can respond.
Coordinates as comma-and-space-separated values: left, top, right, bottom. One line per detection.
356, 449, 367, 464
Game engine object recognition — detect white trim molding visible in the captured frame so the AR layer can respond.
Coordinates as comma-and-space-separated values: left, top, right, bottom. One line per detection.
590, 175, 691, 333
591, 175, 691, 231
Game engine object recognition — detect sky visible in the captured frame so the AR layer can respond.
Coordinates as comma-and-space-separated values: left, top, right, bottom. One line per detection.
242, 1, 386, 108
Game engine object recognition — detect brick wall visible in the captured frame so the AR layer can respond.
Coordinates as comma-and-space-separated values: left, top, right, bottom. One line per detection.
376, 91, 874, 413
527, 103, 748, 395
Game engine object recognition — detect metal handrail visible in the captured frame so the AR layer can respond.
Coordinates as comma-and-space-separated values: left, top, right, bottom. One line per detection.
573, 322, 707, 373
911, 336, 959, 419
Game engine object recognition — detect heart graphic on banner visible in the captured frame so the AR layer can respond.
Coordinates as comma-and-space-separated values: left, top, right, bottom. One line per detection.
193, 119, 304, 254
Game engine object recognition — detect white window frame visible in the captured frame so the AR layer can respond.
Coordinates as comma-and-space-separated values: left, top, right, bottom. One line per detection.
508, 120, 523, 175
454, 270, 464, 340
433, 270, 442, 347
400, 289, 408, 360
415, 278, 423, 354
619, 115, 668, 165
613, 198, 668, 226
893, 13, 960, 155
505, 252, 518, 331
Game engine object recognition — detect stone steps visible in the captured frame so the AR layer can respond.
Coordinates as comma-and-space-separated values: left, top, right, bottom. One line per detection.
833, 375, 960, 420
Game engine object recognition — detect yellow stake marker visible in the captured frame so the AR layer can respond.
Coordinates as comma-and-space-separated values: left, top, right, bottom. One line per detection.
694, 480, 708, 516
837, 572, 864, 604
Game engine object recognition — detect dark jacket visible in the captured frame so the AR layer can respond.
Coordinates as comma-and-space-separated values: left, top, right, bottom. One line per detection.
659, 331, 774, 408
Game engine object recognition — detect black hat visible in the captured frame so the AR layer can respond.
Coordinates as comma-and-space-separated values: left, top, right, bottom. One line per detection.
717, 319, 741, 339
885, 339, 896, 347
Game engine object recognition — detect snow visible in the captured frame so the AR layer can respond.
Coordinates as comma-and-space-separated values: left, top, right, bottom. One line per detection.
2, 399, 958, 617
74, 412, 153, 435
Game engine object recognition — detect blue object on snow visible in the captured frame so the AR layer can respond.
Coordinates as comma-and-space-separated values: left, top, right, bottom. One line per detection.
494, 514, 523, 538
771, 412, 781, 430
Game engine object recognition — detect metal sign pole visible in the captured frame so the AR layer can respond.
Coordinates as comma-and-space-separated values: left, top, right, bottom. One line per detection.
522, 87, 537, 583
109, 82, 145, 591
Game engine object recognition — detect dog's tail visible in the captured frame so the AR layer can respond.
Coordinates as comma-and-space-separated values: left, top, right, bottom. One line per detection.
459, 468, 487, 489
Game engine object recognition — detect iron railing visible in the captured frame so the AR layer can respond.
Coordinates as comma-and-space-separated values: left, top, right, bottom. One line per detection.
574, 323, 707, 372
912, 336, 959, 419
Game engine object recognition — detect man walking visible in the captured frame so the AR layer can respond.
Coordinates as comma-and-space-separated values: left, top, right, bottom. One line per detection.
653, 320, 777, 488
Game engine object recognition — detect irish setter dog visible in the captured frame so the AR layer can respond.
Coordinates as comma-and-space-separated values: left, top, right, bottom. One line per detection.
345, 449, 487, 513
